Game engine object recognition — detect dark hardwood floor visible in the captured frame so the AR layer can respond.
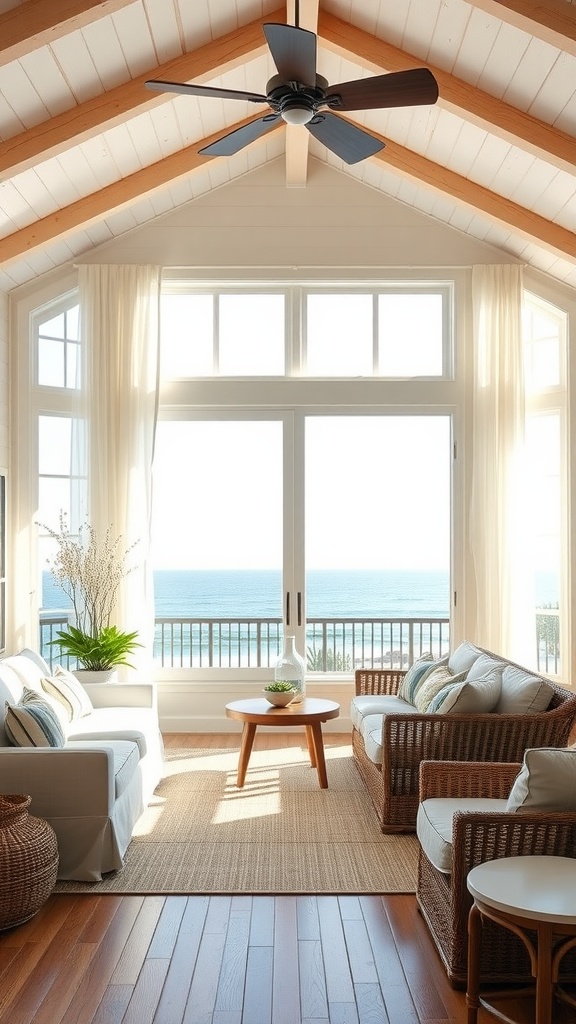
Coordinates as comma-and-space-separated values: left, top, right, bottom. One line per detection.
0, 734, 574, 1024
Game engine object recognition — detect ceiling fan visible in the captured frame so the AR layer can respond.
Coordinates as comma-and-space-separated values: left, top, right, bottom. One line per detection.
145, 22, 439, 165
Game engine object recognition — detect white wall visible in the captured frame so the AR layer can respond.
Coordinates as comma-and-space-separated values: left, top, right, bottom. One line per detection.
80, 158, 515, 271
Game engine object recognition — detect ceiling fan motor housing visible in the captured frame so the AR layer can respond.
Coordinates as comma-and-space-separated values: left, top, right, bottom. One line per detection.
266, 74, 330, 124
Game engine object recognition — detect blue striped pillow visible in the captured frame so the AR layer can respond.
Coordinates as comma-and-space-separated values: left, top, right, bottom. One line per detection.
399, 655, 448, 706
5, 692, 66, 747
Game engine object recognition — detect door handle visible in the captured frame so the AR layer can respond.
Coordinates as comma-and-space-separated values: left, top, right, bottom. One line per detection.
297, 591, 302, 626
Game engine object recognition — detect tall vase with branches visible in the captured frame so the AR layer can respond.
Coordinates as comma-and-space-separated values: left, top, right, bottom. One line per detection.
39, 513, 141, 672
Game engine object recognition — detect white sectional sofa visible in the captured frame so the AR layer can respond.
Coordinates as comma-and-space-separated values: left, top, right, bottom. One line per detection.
0, 649, 164, 881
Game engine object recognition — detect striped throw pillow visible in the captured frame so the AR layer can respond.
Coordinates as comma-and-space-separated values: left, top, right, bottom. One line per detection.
399, 655, 448, 706
41, 666, 93, 720
5, 692, 66, 747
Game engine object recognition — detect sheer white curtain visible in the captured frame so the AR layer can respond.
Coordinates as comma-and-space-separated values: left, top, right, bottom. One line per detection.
469, 264, 534, 662
78, 264, 161, 675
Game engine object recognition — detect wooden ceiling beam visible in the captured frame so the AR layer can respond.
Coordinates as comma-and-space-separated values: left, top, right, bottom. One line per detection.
0, 116, 282, 266
1, 112, 573, 267
465, 0, 576, 57
318, 11, 576, 176
0, 0, 135, 67
0, 9, 282, 179
367, 120, 576, 263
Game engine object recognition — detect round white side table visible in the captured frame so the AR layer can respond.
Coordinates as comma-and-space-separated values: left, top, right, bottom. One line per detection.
466, 856, 576, 1024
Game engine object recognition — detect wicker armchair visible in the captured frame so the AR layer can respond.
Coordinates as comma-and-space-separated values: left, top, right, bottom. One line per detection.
352, 666, 576, 832
416, 760, 576, 987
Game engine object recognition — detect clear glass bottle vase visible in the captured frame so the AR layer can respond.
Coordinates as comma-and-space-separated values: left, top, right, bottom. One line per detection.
274, 635, 306, 704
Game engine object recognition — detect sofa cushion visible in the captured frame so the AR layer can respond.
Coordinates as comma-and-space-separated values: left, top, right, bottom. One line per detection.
466, 653, 505, 681
42, 666, 93, 720
350, 694, 415, 732
447, 641, 483, 676
414, 667, 466, 713
0, 653, 46, 693
496, 664, 554, 715
506, 747, 576, 813
5, 690, 66, 747
417, 797, 508, 874
360, 703, 422, 765
427, 668, 502, 714
398, 654, 442, 706
66, 706, 153, 758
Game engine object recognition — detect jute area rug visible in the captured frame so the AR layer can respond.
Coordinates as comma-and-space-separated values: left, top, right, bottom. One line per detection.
55, 742, 419, 895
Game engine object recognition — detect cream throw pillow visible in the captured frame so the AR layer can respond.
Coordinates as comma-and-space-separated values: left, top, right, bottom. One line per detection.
414, 667, 466, 713
42, 665, 93, 720
427, 668, 502, 714
506, 748, 576, 812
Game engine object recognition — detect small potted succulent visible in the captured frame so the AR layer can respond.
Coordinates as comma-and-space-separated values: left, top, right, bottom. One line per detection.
262, 681, 296, 707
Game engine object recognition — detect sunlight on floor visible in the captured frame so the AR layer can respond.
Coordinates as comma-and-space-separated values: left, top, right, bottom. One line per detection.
133, 741, 353, 832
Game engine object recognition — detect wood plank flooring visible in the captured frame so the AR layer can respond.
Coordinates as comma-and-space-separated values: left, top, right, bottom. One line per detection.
0, 735, 574, 1024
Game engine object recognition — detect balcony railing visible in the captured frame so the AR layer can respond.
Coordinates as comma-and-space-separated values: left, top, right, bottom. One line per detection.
39, 610, 560, 675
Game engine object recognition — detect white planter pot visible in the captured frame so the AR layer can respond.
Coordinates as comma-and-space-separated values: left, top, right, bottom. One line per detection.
73, 669, 118, 685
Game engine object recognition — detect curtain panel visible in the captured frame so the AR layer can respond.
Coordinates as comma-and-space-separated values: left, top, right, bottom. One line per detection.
78, 264, 161, 674
469, 264, 534, 663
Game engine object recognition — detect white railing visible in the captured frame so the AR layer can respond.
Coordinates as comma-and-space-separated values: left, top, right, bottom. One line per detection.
39, 610, 560, 674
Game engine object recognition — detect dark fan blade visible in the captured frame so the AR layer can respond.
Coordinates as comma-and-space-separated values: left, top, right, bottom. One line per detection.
199, 115, 281, 157
306, 112, 384, 164
145, 79, 267, 104
263, 23, 316, 84
327, 68, 438, 111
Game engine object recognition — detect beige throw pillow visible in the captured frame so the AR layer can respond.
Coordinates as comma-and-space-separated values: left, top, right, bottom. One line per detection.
414, 667, 466, 713
427, 668, 502, 714
506, 747, 576, 812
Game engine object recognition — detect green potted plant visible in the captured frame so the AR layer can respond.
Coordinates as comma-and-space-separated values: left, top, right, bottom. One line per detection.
262, 681, 296, 706
39, 513, 141, 682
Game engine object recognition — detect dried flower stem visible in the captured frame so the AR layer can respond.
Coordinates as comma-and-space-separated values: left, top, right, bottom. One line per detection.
38, 512, 138, 637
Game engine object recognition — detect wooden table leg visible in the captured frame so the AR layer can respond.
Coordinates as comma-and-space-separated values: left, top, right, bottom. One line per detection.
236, 722, 257, 787
466, 903, 482, 1024
309, 722, 328, 789
536, 923, 553, 1024
305, 725, 317, 768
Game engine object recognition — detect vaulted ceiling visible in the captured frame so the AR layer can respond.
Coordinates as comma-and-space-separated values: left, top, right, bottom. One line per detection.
0, 0, 575, 293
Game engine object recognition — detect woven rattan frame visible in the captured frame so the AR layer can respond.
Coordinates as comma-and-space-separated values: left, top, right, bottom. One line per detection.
415, 760, 576, 987
353, 660, 576, 833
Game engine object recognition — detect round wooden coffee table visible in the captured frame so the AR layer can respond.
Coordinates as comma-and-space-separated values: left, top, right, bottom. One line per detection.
225, 697, 340, 789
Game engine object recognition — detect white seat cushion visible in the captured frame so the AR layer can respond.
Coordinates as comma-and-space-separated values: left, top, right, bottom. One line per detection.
350, 693, 415, 732
360, 703, 421, 765
417, 797, 508, 874
66, 707, 155, 758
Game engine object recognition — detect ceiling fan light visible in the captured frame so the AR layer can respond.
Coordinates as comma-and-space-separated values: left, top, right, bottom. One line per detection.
281, 103, 314, 125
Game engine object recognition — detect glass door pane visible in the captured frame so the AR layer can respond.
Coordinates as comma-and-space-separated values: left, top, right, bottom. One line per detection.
304, 416, 451, 671
151, 419, 284, 669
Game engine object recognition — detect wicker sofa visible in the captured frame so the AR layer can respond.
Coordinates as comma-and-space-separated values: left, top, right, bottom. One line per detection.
351, 641, 576, 832
416, 756, 576, 987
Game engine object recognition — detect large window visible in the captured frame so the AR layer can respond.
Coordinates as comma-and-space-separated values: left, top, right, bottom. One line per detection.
29, 277, 570, 680
152, 281, 455, 674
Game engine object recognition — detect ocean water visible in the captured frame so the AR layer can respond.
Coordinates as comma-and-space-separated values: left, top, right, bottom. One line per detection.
42, 567, 559, 619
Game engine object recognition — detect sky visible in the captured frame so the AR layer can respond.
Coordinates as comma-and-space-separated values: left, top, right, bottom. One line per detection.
150, 415, 450, 571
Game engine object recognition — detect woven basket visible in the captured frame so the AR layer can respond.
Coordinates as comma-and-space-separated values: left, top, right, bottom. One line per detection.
0, 794, 59, 930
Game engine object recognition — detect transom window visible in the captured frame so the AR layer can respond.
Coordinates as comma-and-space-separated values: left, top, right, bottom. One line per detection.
159, 283, 452, 380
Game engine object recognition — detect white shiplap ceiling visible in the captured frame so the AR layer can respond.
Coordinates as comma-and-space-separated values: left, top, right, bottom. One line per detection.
0, 0, 575, 292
